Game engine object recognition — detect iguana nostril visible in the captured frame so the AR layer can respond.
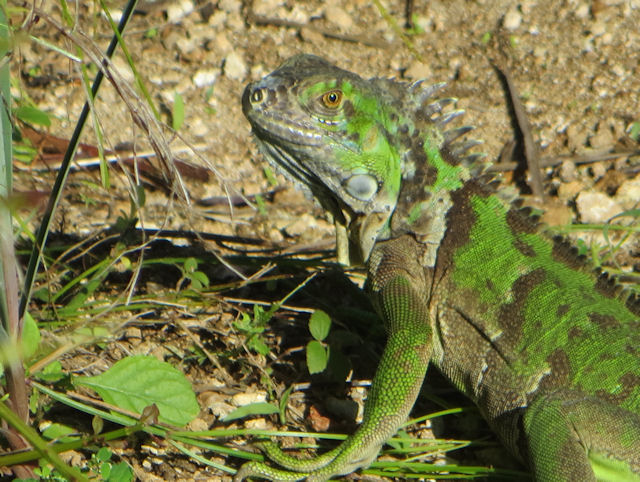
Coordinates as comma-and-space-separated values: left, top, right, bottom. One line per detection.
250, 88, 264, 104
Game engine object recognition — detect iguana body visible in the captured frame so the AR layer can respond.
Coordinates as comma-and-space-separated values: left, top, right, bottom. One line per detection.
238, 54, 640, 481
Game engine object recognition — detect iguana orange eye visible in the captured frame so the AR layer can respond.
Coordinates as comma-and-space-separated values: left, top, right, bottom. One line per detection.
322, 90, 343, 108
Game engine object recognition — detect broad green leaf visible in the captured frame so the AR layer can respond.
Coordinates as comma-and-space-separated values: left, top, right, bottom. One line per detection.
74, 355, 199, 426
309, 310, 331, 341
306, 340, 328, 374
15, 105, 51, 126
107, 461, 134, 482
222, 402, 279, 422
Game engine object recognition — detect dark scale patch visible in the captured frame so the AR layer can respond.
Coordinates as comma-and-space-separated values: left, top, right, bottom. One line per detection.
434, 180, 493, 282
513, 238, 536, 258
567, 326, 583, 339
497, 268, 547, 346
594, 270, 622, 300
537, 349, 571, 391
556, 304, 570, 318
596, 373, 640, 405
505, 207, 539, 235
486, 278, 495, 292
342, 99, 355, 118
626, 292, 640, 316
626, 344, 640, 357
439, 144, 461, 166
588, 312, 620, 330
551, 236, 588, 271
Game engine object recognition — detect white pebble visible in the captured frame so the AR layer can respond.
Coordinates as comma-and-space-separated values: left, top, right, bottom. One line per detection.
576, 191, 621, 223
193, 69, 218, 87
224, 52, 247, 80
503, 9, 522, 30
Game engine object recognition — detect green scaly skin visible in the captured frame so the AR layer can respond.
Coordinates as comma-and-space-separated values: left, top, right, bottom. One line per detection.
238, 54, 640, 481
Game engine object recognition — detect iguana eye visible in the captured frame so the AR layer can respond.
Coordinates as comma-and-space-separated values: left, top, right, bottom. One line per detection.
322, 90, 343, 108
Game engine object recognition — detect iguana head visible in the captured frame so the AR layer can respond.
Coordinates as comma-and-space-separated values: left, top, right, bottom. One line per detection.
242, 54, 407, 264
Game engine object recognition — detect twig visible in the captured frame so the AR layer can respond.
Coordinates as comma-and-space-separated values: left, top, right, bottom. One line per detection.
247, 13, 387, 48
489, 149, 640, 172
494, 63, 545, 197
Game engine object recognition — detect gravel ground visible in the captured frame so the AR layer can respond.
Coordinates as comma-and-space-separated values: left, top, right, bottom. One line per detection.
11, 1, 640, 479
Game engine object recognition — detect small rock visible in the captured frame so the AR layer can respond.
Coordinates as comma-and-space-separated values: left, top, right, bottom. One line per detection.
503, 8, 522, 30
404, 61, 432, 80
190, 118, 210, 138
566, 124, 588, 151
218, 0, 241, 13
111, 55, 135, 83
589, 122, 615, 150
541, 202, 573, 227
193, 69, 218, 87
188, 417, 209, 431
284, 213, 318, 238
124, 327, 142, 345
615, 174, 640, 210
559, 159, 578, 182
176, 36, 197, 55
557, 180, 583, 201
231, 390, 267, 406
167, 0, 194, 22
224, 51, 247, 80
590, 20, 606, 37
245, 418, 268, 430
590, 162, 607, 180
576, 190, 621, 223
325, 5, 353, 30
575, 3, 590, 19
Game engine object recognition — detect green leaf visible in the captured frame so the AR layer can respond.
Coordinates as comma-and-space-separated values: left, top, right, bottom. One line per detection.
184, 257, 198, 273
38, 360, 65, 383
74, 355, 199, 426
15, 105, 51, 126
172, 91, 184, 131
247, 335, 270, 356
309, 310, 331, 341
21, 311, 40, 360
107, 462, 134, 482
628, 121, 640, 142
41, 423, 78, 443
190, 271, 209, 287
306, 340, 328, 374
222, 402, 279, 422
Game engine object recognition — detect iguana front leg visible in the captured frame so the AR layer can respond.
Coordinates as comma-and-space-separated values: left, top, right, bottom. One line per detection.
234, 236, 433, 481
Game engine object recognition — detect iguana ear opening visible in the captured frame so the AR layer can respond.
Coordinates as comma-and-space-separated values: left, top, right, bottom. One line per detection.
344, 174, 379, 201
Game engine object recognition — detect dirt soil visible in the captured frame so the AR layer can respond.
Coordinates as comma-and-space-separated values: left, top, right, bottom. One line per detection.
10, 0, 640, 480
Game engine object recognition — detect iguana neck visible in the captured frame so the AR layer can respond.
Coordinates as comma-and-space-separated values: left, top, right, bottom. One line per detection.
389, 101, 471, 267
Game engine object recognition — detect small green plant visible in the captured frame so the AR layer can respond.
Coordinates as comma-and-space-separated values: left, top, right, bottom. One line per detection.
233, 304, 278, 356
179, 257, 210, 291
305, 310, 331, 374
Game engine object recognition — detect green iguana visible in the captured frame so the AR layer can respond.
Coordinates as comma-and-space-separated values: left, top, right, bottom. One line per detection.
237, 54, 640, 481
